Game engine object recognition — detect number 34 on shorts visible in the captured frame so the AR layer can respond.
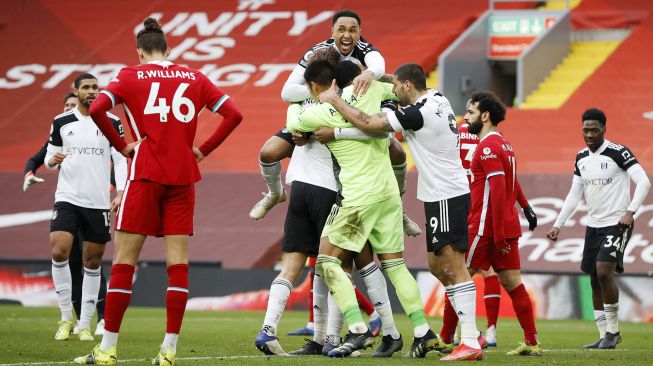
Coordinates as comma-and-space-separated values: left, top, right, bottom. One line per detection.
602, 229, 630, 254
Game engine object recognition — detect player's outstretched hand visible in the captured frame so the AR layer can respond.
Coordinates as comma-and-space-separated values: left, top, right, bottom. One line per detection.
546, 227, 560, 241
523, 205, 538, 231
314, 127, 335, 144
111, 191, 123, 213
22, 171, 45, 192
318, 80, 339, 104
353, 69, 374, 97
193, 147, 205, 163
121, 137, 146, 158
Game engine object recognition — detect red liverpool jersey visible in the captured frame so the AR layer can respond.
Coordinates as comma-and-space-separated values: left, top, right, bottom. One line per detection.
458, 123, 479, 184
100, 61, 232, 185
468, 131, 521, 239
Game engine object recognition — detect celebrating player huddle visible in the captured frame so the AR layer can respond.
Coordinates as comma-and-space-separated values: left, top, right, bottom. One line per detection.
32, 7, 649, 366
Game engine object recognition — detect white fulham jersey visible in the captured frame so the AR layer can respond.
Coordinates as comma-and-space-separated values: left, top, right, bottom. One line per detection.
387, 91, 469, 202
46, 107, 126, 209
573, 139, 640, 227
285, 99, 337, 191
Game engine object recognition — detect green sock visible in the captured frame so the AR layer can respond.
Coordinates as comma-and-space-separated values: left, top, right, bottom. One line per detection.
408, 309, 427, 328
381, 258, 427, 326
316, 254, 364, 327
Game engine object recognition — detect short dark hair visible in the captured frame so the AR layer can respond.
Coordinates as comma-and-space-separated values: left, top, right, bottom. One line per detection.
304, 60, 335, 87
136, 17, 168, 54
307, 47, 341, 66
332, 10, 361, 26
73, 73, 97, 89
335, 61, 361, 89
63, 92, 76, 103
582, 108, 606, 127
469, 90, 506, 125
394, 64, 427, 91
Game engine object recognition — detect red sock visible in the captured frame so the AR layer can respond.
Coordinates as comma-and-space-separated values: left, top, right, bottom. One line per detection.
104, 264, 135, 333
484, 275, 501, 328
308, 269, 315, 323
166, 264, 189, 334
439, 294, 458, 344
355, 287, 375, 316
508, 284, 538, 345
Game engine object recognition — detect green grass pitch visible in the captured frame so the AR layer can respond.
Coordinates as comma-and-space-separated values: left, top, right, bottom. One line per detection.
1, 305, 652, 365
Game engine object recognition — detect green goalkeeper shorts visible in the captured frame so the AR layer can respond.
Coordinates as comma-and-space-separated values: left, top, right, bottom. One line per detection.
321, 195, 404, 254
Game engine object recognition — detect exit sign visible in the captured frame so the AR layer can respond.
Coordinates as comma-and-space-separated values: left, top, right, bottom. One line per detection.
490, 16, 555, 36
488, 15, 556, 58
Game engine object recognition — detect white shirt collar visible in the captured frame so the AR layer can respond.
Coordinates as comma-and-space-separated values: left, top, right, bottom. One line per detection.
148, 60, 174, 67
589, 139, 610, 155
480, 130, 501, 142
72, 106, 90, 120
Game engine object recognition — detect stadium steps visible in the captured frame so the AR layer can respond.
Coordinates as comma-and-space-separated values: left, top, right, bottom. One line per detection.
539, 0, 583, 10
520, 41, 620, 109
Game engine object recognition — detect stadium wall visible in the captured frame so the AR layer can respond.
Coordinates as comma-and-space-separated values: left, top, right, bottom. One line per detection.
2, 261, 652, 323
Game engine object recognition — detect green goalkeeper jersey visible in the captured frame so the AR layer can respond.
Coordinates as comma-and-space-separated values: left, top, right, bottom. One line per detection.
287, 81, 399, 207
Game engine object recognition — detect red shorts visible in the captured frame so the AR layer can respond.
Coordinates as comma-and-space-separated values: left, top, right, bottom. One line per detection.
116, 180, 195, 236
465, 235, 521, 271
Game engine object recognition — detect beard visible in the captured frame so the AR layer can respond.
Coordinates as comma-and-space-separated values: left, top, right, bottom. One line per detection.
467, 118, 482, 135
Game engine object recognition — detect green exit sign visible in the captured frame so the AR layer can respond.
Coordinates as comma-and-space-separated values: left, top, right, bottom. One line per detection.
490, 16, 555, 36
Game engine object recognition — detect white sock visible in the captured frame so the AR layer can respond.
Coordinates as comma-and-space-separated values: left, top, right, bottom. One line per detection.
306, 322, 314, 330
262, 278, 293, 333
369, 311, 380, 321
414, 323, 430, 338
359, 262, 400, 339
312, 273, 328, 345
594, 310, 607, 338
393, 162, 407, 195
451, 281, 481, 349
161, 333, 179, 353
52, 259, 73, 321
326, 292, 344, 339
260, 160, 282, 196
79, 267, 101, 329
349, 321, 368, 334
100, 331, 118, 351
603, 303, 619, 334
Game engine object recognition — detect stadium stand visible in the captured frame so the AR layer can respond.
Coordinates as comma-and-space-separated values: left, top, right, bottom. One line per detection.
504, 0, 653, 173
